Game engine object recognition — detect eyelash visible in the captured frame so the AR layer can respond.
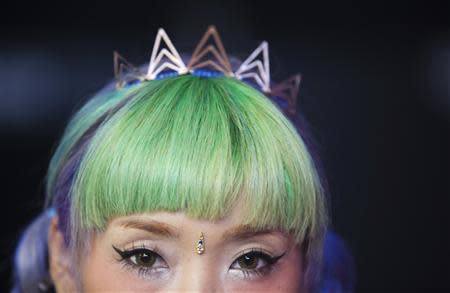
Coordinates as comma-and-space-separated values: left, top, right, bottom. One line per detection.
112, 245, 285, 281
229, 248, 286, 280
113, 244, 168, 279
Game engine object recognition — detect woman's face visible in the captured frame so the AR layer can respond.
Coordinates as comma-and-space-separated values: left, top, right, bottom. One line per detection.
52, 206, 305, 292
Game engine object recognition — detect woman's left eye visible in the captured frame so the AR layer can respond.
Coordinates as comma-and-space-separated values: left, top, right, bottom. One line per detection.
229, 249, 285, 280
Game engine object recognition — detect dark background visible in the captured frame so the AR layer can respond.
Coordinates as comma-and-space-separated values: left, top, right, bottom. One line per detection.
1, 0, 449, 291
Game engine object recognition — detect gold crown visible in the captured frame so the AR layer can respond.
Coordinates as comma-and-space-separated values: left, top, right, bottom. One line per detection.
114, 25, 302, 117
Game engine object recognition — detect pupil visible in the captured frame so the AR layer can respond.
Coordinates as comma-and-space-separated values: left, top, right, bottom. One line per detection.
137, 252, 155, 266
238, 254, 257, 269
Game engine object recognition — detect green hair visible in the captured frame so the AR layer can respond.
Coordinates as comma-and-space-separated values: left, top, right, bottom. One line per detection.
47, 74, 327, 286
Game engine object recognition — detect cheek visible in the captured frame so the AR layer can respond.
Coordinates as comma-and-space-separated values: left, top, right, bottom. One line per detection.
225, 248, 304, 293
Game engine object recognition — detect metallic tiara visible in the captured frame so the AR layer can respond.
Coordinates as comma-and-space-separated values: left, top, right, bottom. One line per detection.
113, 25, 302, 117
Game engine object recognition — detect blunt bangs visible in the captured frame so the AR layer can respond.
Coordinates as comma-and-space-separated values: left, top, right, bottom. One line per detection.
70, 75, 326, 245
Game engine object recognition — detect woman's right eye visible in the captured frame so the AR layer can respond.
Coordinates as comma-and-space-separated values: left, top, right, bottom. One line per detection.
112, 245, 168, 272
128, 249, 157, 267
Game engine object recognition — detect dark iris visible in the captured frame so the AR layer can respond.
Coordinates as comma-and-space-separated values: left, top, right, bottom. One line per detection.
237, 253, 259, 269
134, 250, 156, 267
113, 246, 158, 268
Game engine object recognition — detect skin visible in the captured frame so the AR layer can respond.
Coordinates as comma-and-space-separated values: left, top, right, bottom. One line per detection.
48, 206, 305, 292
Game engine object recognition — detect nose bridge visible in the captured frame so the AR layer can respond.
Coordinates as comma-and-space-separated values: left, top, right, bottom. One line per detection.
172, 252, 222, 293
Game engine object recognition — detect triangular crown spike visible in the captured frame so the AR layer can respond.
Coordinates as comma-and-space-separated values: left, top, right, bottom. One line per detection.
146, 28, 188, 80
234, 41, 271, 93
113, 51, 145, 88
270, 74, 302, 116
187, 25, 233, 75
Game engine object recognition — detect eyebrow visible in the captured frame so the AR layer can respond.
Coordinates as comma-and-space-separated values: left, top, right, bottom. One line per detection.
118, 219, 179, 239
221, 225, 280, 242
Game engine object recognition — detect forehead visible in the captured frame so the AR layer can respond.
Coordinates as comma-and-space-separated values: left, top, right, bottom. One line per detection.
106, 206, 293, 245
